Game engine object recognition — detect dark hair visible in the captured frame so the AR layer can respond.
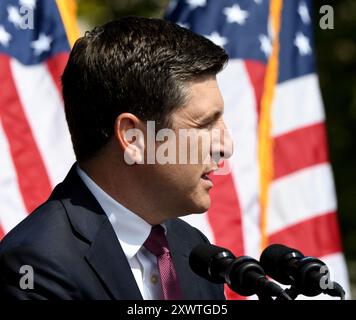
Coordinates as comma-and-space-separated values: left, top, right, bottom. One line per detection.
62, 16, 228, 162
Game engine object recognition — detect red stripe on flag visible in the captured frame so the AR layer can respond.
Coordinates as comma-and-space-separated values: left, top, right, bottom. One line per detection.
46, 52, 69, 96
244, 60, 266, 119
0, 55, 52, 213
0, 225, 4, 240
273, 123, 329, 180
268, 212, 342, 258
208, 162, 245, 299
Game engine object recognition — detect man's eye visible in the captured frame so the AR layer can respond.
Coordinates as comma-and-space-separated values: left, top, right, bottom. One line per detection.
200, 121, 214, 129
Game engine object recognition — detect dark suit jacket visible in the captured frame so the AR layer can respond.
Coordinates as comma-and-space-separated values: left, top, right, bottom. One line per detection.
0, 165, 225, 300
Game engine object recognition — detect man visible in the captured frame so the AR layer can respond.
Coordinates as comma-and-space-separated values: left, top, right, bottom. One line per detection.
0, 17, 232, 299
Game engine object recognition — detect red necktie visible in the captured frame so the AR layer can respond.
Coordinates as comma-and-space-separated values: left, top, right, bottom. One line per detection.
143, 225, 182, 300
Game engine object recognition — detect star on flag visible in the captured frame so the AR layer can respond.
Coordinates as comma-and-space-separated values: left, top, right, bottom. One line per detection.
0, 25, 12, 47
31, 33, 53, 56
223, 4, 249, 25
294, 31, 312, 55
186, 0, 207, 9
204, 31, 228, 48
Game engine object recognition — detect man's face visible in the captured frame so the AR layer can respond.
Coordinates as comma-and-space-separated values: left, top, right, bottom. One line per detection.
138, 76, 233, 221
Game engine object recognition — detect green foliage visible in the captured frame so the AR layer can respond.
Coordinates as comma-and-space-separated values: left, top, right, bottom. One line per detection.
77, 0, 169, 25
314, 0, 356, 259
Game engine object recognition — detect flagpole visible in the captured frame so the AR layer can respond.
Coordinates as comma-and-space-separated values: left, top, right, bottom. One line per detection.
56, 0, 80, 48
258, 0, 283, 252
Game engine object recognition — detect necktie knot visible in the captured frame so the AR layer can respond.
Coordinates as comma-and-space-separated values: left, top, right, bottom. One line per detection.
144, 225, 169, 256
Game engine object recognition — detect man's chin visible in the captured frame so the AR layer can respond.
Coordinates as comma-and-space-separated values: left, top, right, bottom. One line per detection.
174, 195, 211, 217
176, 203, 210, 218
192, 198, 211, 214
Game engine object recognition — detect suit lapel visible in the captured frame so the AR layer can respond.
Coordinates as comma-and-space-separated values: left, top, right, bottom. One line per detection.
54, 164, 142, 300
85, 218, 143, 300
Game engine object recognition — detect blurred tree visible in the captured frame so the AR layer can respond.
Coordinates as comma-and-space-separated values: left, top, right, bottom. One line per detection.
77, 0, 169, 25
314, 0, 356, 260
77, 0, 356, 260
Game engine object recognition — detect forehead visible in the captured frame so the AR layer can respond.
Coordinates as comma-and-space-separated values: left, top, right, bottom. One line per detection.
174, 77, 224, 122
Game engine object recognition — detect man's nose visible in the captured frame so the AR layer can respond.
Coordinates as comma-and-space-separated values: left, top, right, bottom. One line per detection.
211, 122, 234, 163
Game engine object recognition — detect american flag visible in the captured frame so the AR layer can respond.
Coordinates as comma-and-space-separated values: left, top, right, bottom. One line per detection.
166, 0, 350, 299
0, 0, 77, 238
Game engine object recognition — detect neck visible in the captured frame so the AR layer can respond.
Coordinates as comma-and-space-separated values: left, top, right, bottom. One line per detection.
79, 156, 167, 225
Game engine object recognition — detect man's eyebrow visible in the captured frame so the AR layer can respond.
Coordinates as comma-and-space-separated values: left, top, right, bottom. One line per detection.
200, 109, 223, 123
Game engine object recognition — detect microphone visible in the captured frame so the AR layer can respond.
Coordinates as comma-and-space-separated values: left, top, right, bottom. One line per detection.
260, 244, 345, 299
189, 243, 292, 300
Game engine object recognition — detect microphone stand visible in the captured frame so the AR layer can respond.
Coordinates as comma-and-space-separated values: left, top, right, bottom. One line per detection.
256, 293, 274, 301
280, 286, 299, 300
277, 282, 346, 300
258, 290, 293, 301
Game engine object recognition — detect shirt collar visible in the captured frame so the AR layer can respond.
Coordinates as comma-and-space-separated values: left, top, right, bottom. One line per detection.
77, 165, 165, 260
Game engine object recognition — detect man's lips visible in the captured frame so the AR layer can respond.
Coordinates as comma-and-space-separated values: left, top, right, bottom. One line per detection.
201, 167, 218, 183
202, 166, 218, 178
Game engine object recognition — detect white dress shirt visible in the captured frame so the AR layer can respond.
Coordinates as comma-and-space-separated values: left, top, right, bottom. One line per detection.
77, 165, 165, 300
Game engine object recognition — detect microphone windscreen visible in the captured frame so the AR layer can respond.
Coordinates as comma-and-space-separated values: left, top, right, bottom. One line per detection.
260, 244, 302, 284
189, 243, 233, 283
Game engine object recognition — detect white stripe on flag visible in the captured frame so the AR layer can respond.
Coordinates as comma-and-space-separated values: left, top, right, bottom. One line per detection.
10, 59, 75, 187
180, 212, 214, 243
0, 123, 28, 233
267, 163, 337, 235
218, 60, 261, 258
272, 74, 325, 137
319, 252, 351, 300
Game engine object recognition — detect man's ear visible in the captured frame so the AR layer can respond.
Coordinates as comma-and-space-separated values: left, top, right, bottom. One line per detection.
114, 113, 145, 165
